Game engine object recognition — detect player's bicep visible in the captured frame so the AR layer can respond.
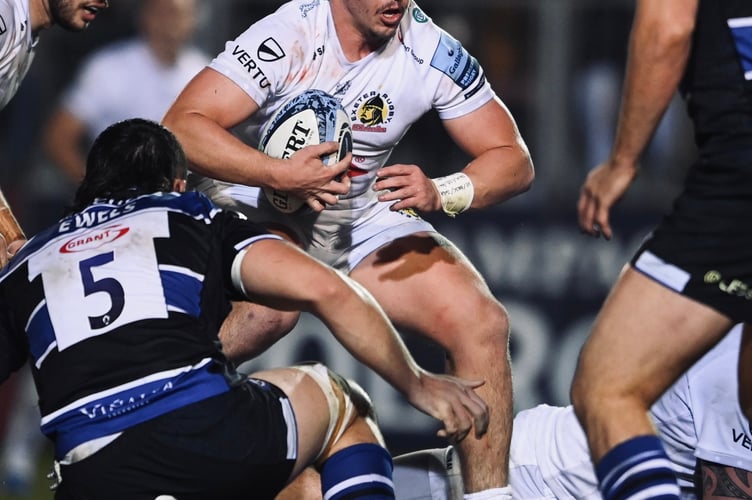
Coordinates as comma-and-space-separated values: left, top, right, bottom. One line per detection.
699, 459, 752, 499
165, 67, 260, 129
443, 97, 527, 157
236, 239, 342, 311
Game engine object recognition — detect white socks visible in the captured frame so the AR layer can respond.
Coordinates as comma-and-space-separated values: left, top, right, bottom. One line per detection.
463, 486, 513, 500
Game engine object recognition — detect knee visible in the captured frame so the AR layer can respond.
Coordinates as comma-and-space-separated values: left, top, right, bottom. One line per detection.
292, 363, 383, 463
569, 372, 590, 423
444, 299, 510, 356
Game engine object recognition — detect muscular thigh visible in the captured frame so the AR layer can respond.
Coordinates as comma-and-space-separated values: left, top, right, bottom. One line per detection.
350, 232, 499, 343
575, 267, 734, 403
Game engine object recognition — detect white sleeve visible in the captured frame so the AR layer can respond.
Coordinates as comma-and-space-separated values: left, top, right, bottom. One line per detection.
208, 2, 310, 109
423, 23, 495, 120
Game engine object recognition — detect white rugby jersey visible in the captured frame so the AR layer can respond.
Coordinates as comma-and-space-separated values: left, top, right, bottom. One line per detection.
0, 0, 35, 110
209, 0, 495, 201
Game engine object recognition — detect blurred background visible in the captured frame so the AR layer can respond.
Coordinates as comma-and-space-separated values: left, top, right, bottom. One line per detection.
0, 0, 697, 497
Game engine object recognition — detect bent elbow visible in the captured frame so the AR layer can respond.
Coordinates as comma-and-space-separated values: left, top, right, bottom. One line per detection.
516, 152, 535, 193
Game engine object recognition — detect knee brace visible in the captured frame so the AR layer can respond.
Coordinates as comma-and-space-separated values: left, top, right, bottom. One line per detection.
290, 363, 377, 462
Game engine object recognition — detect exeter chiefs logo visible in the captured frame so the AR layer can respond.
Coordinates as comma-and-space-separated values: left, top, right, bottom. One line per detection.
351, 92, 394, 132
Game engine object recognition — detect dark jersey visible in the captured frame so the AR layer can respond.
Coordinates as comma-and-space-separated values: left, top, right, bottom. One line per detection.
679, 0, 752, 198
631, 0, 752, 322
0, 191, 279, 459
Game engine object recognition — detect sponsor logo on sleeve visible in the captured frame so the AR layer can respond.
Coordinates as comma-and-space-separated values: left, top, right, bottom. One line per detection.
257, 37, 285, 62
430, 32, 481, 91
231, 44, 271, 89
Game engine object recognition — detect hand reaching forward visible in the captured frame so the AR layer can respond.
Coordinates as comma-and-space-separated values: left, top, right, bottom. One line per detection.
405, 371, 489, 444
577, 159, 638, 240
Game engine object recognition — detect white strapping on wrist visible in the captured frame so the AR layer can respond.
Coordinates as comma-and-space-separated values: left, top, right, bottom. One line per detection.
430, 172, 474, 217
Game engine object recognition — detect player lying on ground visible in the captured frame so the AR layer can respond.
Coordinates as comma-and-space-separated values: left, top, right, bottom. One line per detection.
281, 324, 752, 499
0, 118, 488, 499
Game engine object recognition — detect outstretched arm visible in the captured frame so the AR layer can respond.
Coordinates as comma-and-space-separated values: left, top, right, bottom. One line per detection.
237, 238, 489, 443
577, 0, 697, 239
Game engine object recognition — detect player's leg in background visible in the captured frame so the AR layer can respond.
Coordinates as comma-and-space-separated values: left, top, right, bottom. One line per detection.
350, 233, 513, 499
570, 267, 733, 500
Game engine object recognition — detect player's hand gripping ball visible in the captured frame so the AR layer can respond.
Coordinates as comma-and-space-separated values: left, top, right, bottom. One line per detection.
259, 89, 353, 213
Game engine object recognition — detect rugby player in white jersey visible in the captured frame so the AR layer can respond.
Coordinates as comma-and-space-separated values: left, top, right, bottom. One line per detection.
0, 0, 109, 111
163, 2, 534, 498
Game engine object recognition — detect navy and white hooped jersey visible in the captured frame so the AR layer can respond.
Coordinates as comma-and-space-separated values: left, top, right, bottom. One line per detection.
209, 0, 495, 202
0, 191, 279, 458
0, 0, 35, 110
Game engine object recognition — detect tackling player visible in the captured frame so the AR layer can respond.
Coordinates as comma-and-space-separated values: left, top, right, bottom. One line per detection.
0, 118, 489, 499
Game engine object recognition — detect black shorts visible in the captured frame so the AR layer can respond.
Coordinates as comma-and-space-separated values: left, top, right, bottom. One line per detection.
54, 380, 296, 500
630, 183, 752, 323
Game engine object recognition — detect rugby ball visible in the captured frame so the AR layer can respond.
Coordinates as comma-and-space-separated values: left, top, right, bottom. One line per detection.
259, 89, 353, 213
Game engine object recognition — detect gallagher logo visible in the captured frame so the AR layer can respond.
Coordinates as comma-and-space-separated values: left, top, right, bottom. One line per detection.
60, 225, 130, 253
351, 92, 394, 133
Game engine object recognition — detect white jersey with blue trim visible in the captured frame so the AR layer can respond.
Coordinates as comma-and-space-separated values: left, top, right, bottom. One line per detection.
0, 0, 35, 110
209, 0, 495, 203
656, 325, 752, 475
0, 191, 280, 460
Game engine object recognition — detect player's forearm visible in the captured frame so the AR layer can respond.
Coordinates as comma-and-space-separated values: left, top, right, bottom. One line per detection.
610, 0, 694, 167
316, 276, 425, 395
463, 140, 534, 208
163, 111, 277, 188
239, 242, 424, 394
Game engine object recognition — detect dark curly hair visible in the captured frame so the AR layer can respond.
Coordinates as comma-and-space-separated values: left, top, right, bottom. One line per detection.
69, 118, 187, 213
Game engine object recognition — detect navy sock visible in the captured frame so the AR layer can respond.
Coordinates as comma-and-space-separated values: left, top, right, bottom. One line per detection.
319, 443, 395, 499
596, 435, 680, 500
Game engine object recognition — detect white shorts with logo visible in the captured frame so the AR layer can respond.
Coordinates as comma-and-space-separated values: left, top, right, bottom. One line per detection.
191, 175, 436, 273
